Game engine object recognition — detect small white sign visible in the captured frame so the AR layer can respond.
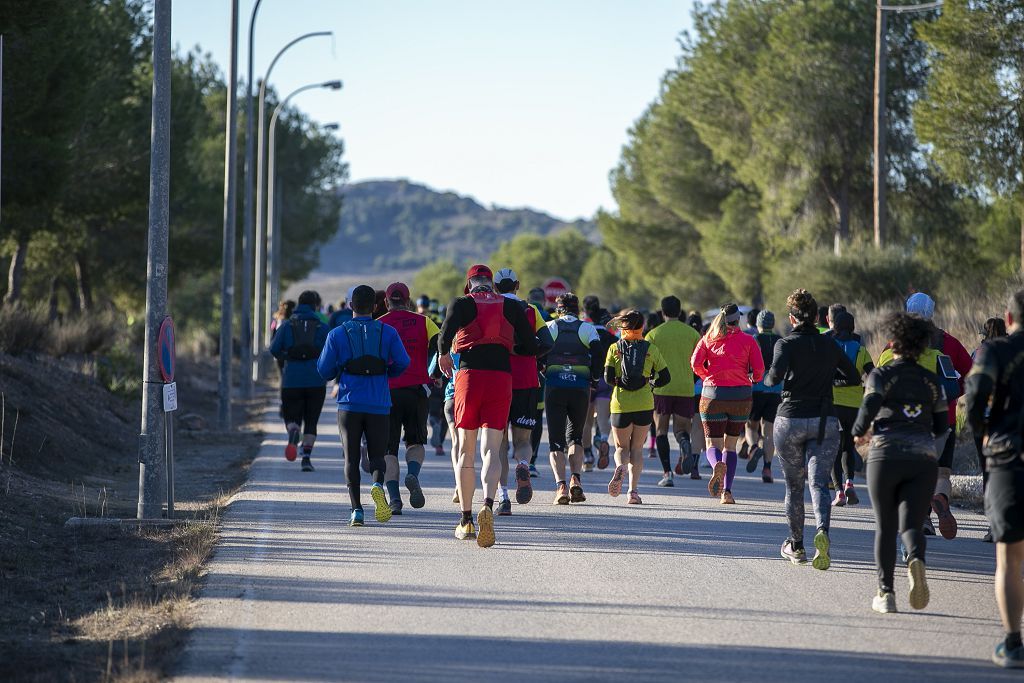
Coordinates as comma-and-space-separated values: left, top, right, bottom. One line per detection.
163, 382, 178, 412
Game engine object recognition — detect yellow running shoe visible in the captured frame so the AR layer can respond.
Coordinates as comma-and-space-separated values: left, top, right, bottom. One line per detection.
908, 558, 930, 610
455, 519, 476, 540
476, 505, 495, 548
370, 484, 392, 523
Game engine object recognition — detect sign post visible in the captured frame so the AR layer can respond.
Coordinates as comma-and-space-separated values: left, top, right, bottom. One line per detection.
158, 317, 177, 518
542, 277, 571, 308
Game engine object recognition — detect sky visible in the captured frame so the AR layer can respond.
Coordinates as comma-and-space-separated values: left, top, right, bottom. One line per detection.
172, 1, 693, 221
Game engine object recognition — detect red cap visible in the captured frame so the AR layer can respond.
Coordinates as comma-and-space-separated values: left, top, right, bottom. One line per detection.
385, 282, 410, 302
466, 264, 492, 280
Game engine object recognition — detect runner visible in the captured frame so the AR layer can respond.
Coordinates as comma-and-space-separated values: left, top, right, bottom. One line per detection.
827, 310, 873, 506
745, 310, 782, 484
743, 308, 760, 336
851, 312, 946, 614
687, 314, 707, 480
964, 288, 1024, 667
429, 350, 461, 503
427, 378, 447, 457
543, 293, 602, 504
328, 287, 355, 329
646, 295, 701, 487
270, 299, 297, 374
495, 268, 553, 515
269, 291, 329, 472
316, 285, 410, 527
583, 308, 616, 471
378, 282, 440, 515
529, 287, 553, 321
436, 265, 539, 547
604, 310, 670, 504
690, 303, 764, 504
764, 289, 859, 569
976, 317, 1008, 543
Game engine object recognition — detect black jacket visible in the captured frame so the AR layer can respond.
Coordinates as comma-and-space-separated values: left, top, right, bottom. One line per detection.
965, 330, 1024, 466
764, 323, 860, 419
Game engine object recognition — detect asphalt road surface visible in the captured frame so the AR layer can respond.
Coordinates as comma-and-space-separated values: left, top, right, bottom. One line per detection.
175, 396, 1016, 682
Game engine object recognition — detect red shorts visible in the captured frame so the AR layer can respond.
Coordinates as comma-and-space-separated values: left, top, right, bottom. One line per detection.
454, 369, 512, 430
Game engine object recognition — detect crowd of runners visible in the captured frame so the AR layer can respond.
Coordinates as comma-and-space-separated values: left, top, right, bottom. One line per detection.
268, 264, 1024, 669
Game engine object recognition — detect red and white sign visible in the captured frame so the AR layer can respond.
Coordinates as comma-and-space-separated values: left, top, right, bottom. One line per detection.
543, 278, 570, 307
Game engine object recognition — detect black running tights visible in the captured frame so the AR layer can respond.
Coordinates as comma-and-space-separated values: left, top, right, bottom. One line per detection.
337, 411, 388, 510
866, 457, 937, 593
832, 405, 859, 487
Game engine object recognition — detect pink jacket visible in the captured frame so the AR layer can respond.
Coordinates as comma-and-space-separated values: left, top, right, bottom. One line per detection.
690, 326, 765, 388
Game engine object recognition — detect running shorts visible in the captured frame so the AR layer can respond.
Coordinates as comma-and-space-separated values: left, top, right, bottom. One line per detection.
509, 387, 540, 430
653, 395, 695, 419
986, 462, 1024, 544
611, 410, 653, 429
387, 386, 429, 454
699, 393, 752, 439
280, 386, 328, 436
454, 369, 512, 431
545, 386, 589, 452
749, 392, 781, 423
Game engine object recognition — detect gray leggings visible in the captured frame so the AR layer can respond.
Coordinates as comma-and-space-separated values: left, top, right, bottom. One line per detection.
773, 415, 840, 547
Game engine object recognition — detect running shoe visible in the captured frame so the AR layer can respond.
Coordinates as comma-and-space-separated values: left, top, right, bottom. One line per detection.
762, 466, 773, 484
515, 463, 534, 504
497, 498, 512, 516
657, 473, 674, 487
627, 490, 642, 505
922, 517, 936, 536
872, 591, 897, 614
553, 482, 570, 505
284, 428, 300, 461
993, 642, 1024, 669
648, 446, 657, 459
583, 449, 595, 473
738, 441, 749, 460
845, 484, 860, 506
597, 441, 610, 470
370, 484, 392, 523
476, 506, 495, 548
832, 490, 846, 507
349, 509, 364, 527
455, 519, 476, 540
781, 540, 807, 565
301, 456, 315, 472
405, 473, 426, 509
908, 558, 929, 610
389, 499, 403, 516
691, 454, 702, 480
708, 462, 726, 498
434, 445, 445, 456
812, 530, 831, 571
690, 468, 702, 481
569, 476, 586, 503
745, 446, 763, 473
721, 491, 735, 505
675, 454, 692, 476
931, 494, 958, 539
528, 463, 539, 478
607, 464, 626, 497
452, 489, 460, 504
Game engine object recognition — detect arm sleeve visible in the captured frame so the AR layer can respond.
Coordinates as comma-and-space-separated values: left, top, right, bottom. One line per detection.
748, 336, 765, 383
690, 339, 709, 380
438, 297, 470, 355
653, 367, 671, 388
386, 327, 412, 378
834, 344, 861, 388
851, 370, 884, 437
604, 345, 618, 386
763, 338, 788, 388
964, 343, 998, 434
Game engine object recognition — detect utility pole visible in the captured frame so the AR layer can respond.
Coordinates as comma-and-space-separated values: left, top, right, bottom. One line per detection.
872, 3, 887, 250
218, 0, 240, 429
137, 0, 172, 520
239, 0, 263, 400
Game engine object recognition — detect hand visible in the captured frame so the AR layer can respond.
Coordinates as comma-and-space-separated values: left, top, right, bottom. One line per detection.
854, 434, 870, 447
438, 353, 454, 378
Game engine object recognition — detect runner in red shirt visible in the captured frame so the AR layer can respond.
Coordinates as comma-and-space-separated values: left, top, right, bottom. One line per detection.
437, 265, 539, 547
378, 282, 440, 515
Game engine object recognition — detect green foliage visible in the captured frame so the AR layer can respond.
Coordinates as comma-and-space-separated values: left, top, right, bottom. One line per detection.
412, 260, 466, 304
0, 305, 51, 356
488, 229, 595, 291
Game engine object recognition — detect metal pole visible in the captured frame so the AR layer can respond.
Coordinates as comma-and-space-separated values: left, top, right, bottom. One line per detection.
239, 0, 263, 399
253, 31, 332, 382
165, 411, 175, 518
1, 34, 4, 230
137, 0, 172, 520
872, 2, 888, 250
218, 0, 240, 429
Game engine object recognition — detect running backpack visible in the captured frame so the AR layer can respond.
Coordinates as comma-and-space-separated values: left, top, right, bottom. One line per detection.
617, 339, 650, 391
286, 317, 321, 361
341, 320, 387, 376
930, 332, 962, 401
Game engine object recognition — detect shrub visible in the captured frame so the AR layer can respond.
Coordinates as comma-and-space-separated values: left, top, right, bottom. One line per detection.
48, 309, 120, 357
0, 304, 51, 356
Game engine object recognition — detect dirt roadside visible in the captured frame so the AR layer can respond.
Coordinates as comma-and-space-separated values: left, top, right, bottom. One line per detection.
0, 352, 266, 682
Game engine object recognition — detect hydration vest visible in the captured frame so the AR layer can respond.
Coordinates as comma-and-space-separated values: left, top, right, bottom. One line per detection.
547, 319, 591, 371
341, 320, 387, 376
286, 316, 322, 361
453, 291, 514, 353
617, 339, 651, 391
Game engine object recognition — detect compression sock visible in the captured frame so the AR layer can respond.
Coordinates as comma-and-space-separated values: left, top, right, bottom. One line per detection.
1008, 632, 1023, 651
407, 460, 422, 478
461, 510, 473, 524
484, 498, 494, 510
724, 450, 738, 490
348, 486, 361, 510
706, 446, 722, 469
656, 434, 671, 473
385, 480, 401, 503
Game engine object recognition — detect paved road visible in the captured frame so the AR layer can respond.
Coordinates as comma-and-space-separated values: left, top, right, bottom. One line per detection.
176, 396, 1016, 682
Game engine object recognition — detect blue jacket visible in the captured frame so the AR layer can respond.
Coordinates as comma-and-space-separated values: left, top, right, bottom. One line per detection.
317, 316, 410, 414
269, 304, 329, 388
328, 308, 353, 329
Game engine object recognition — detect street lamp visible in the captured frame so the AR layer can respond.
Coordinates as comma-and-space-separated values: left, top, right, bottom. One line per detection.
252, 30, 333, 381
873, 0, 943, 248
265, 81, 343, 333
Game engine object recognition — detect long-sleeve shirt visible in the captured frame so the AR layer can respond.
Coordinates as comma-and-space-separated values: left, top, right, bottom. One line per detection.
316, 316, 410, 414
690, 326, 764, 388
437, 292, 539, 372
268, 304, 329, 389
965, 330, 1024, 465
764, 323, 860, 419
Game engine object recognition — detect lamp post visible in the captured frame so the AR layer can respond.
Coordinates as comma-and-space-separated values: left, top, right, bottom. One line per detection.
252, 30, 333, 381
873, 1, 943, 249
239, 0, 263, 399
265, 83, 342, 329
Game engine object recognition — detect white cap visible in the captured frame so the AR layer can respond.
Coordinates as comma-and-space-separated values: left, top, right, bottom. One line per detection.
495, 268, 518, 284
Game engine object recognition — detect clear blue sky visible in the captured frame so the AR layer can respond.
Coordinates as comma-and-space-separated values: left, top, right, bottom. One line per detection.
172, 1, 693, 221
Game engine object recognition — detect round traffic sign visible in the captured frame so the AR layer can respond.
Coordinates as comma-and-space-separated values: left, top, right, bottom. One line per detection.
542, 277, 570, 307
157, 316, 176, 383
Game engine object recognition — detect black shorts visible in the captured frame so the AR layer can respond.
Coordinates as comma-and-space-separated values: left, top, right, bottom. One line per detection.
986, 462, 1024, 544
280, 386, 328, 435
611, 410, 653, 429
387, 386, 429, 454
749, 392, 781, 423
544, 387, 590, 452
509, 388, 539, 430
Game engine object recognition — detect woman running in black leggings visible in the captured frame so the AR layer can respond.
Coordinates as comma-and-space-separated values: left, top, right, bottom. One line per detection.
852, 312, 949, 614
